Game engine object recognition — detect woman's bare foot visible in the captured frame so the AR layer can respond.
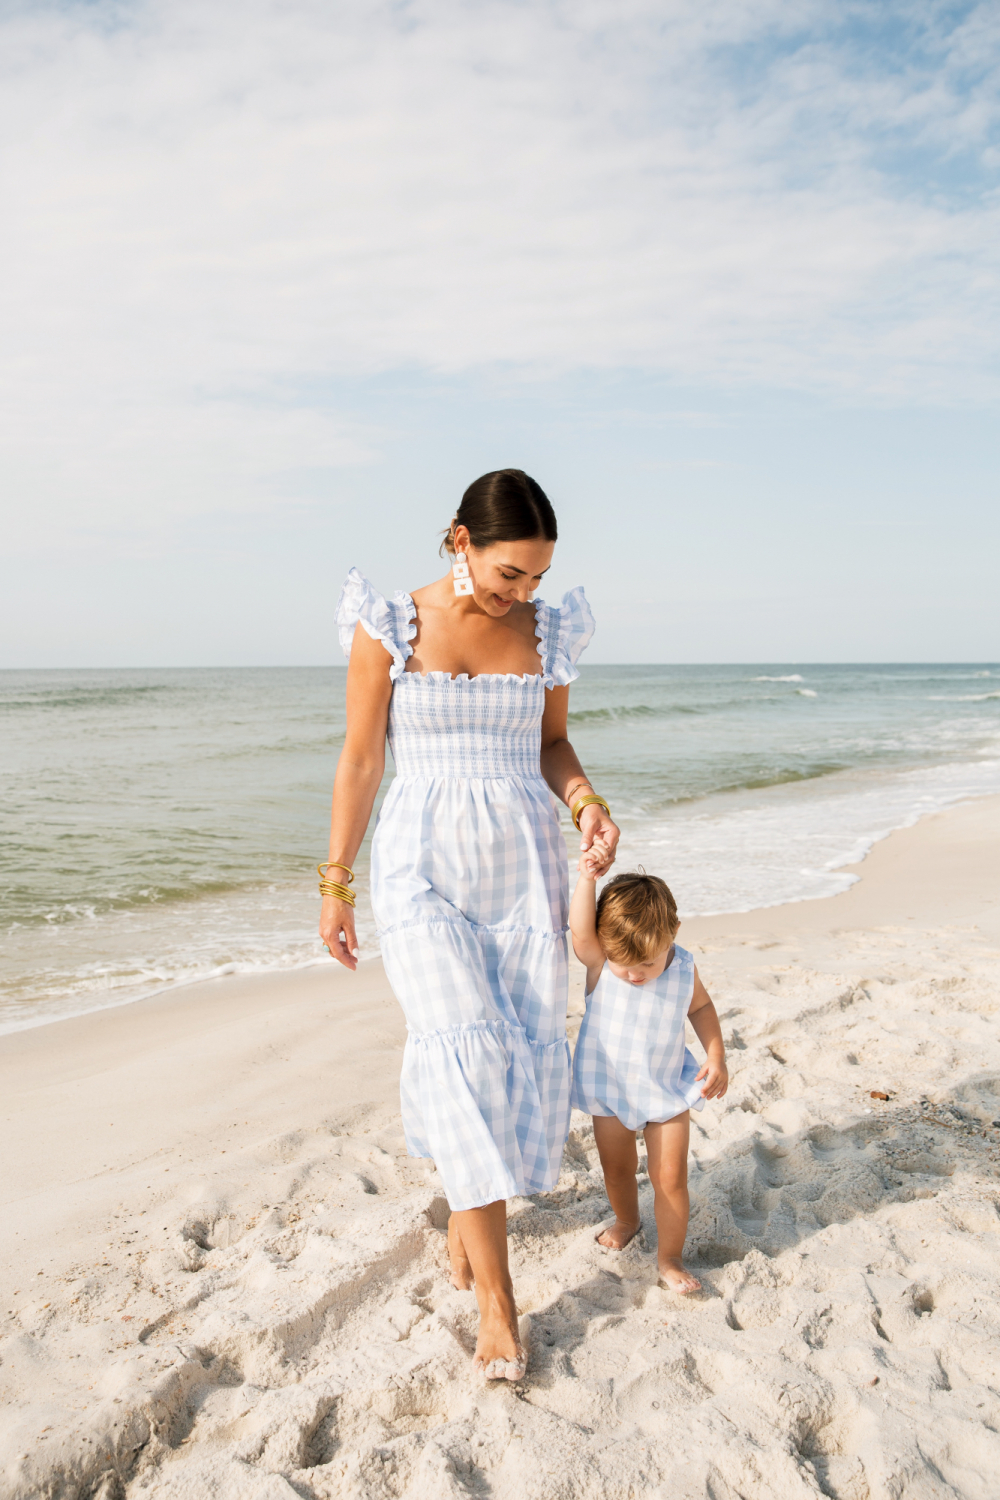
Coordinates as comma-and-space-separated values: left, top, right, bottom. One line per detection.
596, 1217, 641, 1251
447, 1215, 475, 1291
658, 1257, 701, 1293
473, 1300, 526, 1382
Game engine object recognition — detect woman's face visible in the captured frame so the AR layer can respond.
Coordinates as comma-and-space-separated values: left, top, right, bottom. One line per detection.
454, 526, 555, 616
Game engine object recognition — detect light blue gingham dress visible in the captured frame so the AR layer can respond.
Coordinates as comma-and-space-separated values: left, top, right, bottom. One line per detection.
336, 569, 595, 1211
571, 945, 706, 1131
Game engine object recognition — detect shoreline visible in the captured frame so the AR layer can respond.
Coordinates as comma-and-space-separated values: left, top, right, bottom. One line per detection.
5, 788, 998, 1042
686, 791, 1000, 942
2, 794, 999, 1498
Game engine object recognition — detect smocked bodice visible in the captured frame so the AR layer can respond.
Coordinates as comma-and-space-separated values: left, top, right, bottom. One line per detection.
335, 567, 595, 783
388, 673, 546, 780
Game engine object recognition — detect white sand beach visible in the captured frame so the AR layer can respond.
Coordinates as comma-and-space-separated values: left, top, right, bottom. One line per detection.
2, 797, 999, 1499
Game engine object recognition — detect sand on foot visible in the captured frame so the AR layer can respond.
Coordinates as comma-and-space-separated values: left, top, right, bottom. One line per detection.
2, 798, 1000, 1499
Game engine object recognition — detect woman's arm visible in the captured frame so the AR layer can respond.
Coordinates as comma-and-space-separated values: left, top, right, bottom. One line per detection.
569, 847, 609, 990
540, 685, 620, 874
688, 967, 729, 1100
319, 624, 393, 971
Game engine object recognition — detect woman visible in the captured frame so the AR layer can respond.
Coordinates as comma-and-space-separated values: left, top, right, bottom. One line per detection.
320, 469, 619, 1381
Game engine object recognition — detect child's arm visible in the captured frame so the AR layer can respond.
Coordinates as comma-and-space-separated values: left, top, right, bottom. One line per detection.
569, 840, 608, 994
688, 966, 729, 1100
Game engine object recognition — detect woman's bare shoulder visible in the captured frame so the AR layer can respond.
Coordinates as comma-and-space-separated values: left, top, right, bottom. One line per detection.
408, 579, 446, 608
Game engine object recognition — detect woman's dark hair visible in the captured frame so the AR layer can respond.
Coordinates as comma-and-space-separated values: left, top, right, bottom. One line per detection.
442, 469, 557, 555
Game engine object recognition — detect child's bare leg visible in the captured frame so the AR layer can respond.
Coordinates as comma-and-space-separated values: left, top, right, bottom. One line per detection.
449, 1200, 525, 1380
592, 1114, 642, 1250
447, 1214, 475, 1290
644, 1112, 700, 1292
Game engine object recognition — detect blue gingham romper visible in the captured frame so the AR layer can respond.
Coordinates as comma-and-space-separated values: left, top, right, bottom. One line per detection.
571, 945, 706, 1131
336, 569, 595, 1211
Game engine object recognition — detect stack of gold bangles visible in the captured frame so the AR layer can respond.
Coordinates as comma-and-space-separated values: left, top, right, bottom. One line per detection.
570, 792, 611, 830
318, 862, 356, 906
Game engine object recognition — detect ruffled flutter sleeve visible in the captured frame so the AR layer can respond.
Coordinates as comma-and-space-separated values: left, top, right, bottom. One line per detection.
534, 586, 595, 688
335, 567, 416, 681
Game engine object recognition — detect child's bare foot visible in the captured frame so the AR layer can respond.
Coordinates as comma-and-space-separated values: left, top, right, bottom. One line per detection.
596, 1217, 641, 1251
447, 1215, 474, 1290
473, 1302, 526, 1381
658, 1257, 701, 1294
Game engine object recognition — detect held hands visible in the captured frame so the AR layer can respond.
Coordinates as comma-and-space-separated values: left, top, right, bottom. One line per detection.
578, 803, 619, 878
578, 836, 613, 881
695, 1055, 729, 1101
319, 898, 360, 972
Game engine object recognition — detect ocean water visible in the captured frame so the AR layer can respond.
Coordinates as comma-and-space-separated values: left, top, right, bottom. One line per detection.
2, 663, 998, 1032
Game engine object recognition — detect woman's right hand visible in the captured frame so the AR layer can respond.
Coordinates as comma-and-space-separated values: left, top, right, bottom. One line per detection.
319, 897, 359, 972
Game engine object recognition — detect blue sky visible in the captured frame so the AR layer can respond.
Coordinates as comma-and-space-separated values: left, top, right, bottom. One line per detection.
1, 0, 998, 664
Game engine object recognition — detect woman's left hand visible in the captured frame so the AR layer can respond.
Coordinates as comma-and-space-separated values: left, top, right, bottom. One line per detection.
578, 804, 619, 875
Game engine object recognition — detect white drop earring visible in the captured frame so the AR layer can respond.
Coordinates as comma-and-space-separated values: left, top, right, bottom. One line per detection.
452, 551, 474, 596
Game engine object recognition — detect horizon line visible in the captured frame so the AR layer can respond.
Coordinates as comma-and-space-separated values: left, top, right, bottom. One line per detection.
2, 660, 997, 673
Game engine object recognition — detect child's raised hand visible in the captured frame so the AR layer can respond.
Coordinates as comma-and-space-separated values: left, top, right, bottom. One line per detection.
695, 1056, 729, 1101
577, 836, 611, 880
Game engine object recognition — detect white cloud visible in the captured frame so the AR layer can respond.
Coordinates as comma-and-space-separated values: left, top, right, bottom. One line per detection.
1, 0, 998, 547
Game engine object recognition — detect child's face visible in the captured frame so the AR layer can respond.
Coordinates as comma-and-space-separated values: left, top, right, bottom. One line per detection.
607, 942, 674, 986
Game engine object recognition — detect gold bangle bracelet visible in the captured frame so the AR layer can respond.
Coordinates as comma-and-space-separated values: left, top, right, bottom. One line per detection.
570, 793, 611, 831
319, 881, 356, 905
318, 862, 355, 884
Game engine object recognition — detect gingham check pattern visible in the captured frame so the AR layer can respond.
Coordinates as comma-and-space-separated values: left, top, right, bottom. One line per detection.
388, 672, 546, 778
336, 571, 594, 1210
571, 945, 707, 1131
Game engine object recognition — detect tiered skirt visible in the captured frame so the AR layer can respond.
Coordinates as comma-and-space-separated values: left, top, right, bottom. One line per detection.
372, 774, 570, 1211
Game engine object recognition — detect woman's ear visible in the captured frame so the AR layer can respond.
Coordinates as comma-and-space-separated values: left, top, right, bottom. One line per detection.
453, 523, 471, 555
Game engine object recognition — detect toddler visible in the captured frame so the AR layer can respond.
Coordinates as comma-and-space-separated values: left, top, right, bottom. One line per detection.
570, 843, 728, 1293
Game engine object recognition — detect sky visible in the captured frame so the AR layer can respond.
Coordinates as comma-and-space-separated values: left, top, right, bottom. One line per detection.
1, 0, 998, 666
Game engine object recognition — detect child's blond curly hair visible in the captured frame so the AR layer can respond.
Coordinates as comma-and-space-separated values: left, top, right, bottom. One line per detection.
596, 870, 679, 964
